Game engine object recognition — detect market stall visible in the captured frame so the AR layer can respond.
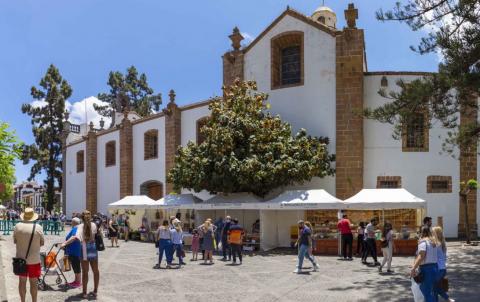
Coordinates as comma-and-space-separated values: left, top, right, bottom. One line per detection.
259, 189, 343, 252
342, 188, 426, 255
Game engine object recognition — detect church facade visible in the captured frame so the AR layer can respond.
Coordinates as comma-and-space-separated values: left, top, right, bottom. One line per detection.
63, 4, 478, 238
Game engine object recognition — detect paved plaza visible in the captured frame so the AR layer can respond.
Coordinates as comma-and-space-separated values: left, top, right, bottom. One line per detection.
0, 232, 478, 302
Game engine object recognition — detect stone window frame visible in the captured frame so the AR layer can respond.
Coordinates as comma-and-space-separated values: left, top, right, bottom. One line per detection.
402, 112, 429, 152
271, 31, 304, 90
144, 129, 159, 160
76, 150, 84, 173
105, 140, 116, 167
377, 176, 402, 188
196, 117, 210, 145
427, 176, 452, 193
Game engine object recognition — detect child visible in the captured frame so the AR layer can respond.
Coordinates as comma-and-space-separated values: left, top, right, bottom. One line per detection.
191, 229, 200, 261
356, 222, 365, 256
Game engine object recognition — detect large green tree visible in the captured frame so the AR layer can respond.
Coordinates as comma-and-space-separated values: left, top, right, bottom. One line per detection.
168, 80, 335, 197
0, 122, 22, 202
95, 66, 162, 117
365, 0, 480, 152
21, 64, 71, 211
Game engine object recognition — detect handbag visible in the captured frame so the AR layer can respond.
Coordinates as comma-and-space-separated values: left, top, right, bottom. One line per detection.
62, 256, 71, 272
413, 272, 424, 284
438, 277, 449, 292
380, 239, 388, 248
95, 232, 105, 251
12, 223, 36, 275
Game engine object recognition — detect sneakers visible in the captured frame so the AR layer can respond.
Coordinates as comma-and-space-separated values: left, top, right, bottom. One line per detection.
313, 263, 319, 271
378, 266, 382, 272
68, 281, 81, 289
293, 268, 301, 274
374, 262, 381, 266
386, 269, 394, 273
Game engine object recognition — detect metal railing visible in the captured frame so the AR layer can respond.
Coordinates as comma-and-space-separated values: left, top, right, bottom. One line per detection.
0, 220, 65, 235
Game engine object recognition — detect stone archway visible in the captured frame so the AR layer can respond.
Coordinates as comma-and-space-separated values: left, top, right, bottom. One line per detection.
140, 181, 163, 200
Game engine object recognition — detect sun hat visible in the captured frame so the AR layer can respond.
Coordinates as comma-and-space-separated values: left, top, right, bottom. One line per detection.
20, 208, 39, 222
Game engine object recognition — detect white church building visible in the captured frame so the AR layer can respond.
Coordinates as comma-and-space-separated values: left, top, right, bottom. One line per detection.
63, 4, 478, 238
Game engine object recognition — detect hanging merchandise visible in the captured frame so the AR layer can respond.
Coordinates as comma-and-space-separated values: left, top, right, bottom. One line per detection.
156, 210, 161, 220
176, 210, 181, 220
186, 210, 190, 220
190, 210, 195, 220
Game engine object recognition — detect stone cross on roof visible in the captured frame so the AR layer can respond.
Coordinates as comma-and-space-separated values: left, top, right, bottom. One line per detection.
344, 3, 358, 29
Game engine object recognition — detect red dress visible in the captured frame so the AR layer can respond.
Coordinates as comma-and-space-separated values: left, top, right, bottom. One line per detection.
191, 235, 200, 252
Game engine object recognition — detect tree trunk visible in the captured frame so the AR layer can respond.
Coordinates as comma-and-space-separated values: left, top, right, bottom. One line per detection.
461, 192, 471, 244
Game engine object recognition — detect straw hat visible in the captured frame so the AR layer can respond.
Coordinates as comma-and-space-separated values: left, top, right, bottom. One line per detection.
20, 208, 38, 222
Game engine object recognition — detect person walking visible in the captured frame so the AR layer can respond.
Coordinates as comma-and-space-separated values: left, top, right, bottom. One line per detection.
228, 218, 245, 265
356, 222, 366, 256
124, 215, 130, 242
154, 220, 174, 269
13, 208, 45, 302
379, 222, 394, 273
337, 214, 353, 260
304, 221, 316, 258
108, 214, 119, 248
294, 220, 319, 274
63, 217, 82, 288
410, 226, 439, 302
172, 221, 186, 266
363, 218, 380, 266
62, 210, 100, 299
432, 226, 455, 302
201, 220, 215, 264
220, 216, 232, 261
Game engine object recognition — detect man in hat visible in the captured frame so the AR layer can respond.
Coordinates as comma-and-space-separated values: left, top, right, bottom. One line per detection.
13, 208, 44, 302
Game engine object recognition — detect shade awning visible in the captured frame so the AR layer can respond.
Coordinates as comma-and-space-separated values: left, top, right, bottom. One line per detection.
193, 193, 264, 210
149, 194, 203, 209
261, 189, 343, 210
343, 189, 426, 209
107, 195, 156, 209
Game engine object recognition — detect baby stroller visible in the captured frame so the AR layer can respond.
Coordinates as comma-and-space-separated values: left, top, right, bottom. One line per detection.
38, 243, 69, 291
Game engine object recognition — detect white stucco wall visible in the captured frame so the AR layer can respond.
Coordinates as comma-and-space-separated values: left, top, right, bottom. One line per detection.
65, 142, 86, 218
181, 105, 211, 146
243, 15, 336, 194
96, 130, 120, 215
132, 117, 166, 196
364, 74, 460, 237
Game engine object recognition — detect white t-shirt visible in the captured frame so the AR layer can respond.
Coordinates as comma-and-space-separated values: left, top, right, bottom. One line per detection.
418, 239, 438, 265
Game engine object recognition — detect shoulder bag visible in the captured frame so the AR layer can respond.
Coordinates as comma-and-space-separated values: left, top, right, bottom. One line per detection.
12, 223, 36, 275
414, 240, 428, 284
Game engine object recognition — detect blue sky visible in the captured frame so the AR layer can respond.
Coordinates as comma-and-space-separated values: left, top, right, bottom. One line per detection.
0, 0, 438, 184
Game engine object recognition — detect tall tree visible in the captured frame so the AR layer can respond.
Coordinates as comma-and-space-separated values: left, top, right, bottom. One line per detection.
95, 66, 162, 117
21, 64, 71, 211
365, 0, 480, 152
168, 80, 335, 197
0, 122, 22, 202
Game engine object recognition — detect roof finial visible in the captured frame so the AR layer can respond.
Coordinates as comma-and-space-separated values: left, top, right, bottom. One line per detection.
169, 89, 176, 103
229, 27, 244, 51
345, 3, 358, 29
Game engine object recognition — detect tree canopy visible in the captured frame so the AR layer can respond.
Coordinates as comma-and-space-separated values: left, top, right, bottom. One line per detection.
0, 122, 22, 201
95, 66, 162, 117
21, 64, 71, 211
168, 80, 335, 197
366, 0, 480, 153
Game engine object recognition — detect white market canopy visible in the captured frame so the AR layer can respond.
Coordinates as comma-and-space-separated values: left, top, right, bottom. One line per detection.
149, 194, 203, 209
193, 192, 264, 210
342, 188, 426, 210
0, 205, 6, 210
107, 195, 156, 210
261, 189, 343, 210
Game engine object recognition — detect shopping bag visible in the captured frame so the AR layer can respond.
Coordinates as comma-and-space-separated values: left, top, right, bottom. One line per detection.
411, 278, 425, 302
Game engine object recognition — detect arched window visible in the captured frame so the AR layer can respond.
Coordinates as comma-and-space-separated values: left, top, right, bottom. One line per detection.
140, 181, 163, 200
196, 117, 209, 144
144, 129, 158, 160
105, 141, 116, 167
76, 150, 84, 173
318, 16, 326, 24
271, 31, 304, 89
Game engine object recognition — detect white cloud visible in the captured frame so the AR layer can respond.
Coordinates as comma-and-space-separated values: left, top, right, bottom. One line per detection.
30, 100, 47, 108
241, 32, 255, 43
66, 96, 111, 128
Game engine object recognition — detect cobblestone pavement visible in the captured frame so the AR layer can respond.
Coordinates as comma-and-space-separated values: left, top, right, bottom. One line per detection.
1, 232, 478, 302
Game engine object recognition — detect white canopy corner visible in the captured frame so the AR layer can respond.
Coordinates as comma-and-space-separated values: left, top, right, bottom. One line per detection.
0, 204, 6, 210
150, 194, 203, 209
262, 189, 344, 210
194, 192, 264, 210
107, 195, 156, 210
343, 188, 426, 210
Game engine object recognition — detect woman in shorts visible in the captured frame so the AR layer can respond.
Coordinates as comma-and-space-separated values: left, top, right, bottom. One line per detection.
63, 217, 82, 288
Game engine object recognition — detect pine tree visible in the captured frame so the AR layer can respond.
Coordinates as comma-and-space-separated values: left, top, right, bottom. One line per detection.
168, 80, 335, 197
95, 66, 162, 117
21, 64, 71, 211
365, 0, 480, 152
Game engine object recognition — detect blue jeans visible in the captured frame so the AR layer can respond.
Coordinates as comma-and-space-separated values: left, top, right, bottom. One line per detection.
434, 269, 449, 301
419, 263, 438, 302
174, 243, 184, 264
297, 244, 316, 270
158, 239, 173, 265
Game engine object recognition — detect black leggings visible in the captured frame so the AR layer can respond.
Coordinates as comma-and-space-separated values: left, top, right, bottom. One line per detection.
69, 256, 81, 274
231, 244, 242, 262
356, 234, 364, 254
